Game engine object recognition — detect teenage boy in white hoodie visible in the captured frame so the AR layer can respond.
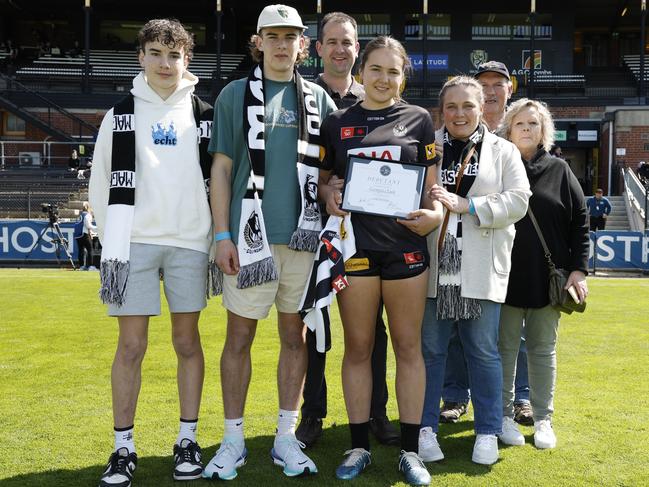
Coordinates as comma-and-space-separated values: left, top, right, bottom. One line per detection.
89, 19, 213, 487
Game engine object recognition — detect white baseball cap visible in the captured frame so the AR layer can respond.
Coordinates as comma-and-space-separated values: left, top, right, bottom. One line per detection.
257, 4, 307, 33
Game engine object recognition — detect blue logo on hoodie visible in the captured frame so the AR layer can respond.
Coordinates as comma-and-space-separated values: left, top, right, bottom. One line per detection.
151, 121, 177, 145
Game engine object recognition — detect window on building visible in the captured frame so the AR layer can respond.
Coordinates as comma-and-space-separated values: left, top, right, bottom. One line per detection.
405, 13, 451, 40
3, 112, 26, 136
472, 13, 552, 40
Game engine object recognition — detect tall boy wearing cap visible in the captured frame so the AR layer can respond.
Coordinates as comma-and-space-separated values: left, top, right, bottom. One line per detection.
203, 4, 336, 480
438, 61, 532, 427
295, 10, 399, 449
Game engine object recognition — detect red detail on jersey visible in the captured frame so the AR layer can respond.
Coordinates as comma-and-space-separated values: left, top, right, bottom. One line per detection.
341, 126, 368, 139
354, 149, 394, 160
403, 251, 425, 264
322, 238, 333, 253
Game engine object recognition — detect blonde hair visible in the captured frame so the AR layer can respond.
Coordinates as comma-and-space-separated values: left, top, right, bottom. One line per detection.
438, 75, 484, 107
499, 98, 555, 152
82, 201, 90, 212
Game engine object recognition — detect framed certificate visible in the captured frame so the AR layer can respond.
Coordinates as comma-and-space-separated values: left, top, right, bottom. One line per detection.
340, 155, 426, 219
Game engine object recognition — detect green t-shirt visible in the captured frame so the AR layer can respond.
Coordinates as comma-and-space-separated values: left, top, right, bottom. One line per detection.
209, 76, 336, 244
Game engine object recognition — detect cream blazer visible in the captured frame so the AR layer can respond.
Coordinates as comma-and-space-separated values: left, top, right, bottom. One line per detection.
426, 128, 531, 303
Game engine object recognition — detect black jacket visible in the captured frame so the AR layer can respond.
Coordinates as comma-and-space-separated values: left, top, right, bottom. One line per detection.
505, 150, 589, 308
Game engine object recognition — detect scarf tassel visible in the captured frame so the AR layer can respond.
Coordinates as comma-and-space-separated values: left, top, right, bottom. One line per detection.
207, 260, 223, 297
288, 228, 320, 252
237, 256, 278, 289
439, 232, 461, 274
99, 259, 130, 306
436, 285, 482, 321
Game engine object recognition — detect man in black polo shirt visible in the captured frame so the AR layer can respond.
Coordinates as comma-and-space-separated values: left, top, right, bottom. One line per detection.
295, 11, 399, 448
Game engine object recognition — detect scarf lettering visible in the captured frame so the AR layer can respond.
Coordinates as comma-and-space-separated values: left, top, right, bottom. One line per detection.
113, 114, 134, 132
110, 170, 135, 188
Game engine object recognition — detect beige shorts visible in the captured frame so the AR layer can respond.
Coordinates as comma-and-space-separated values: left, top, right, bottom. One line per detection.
222, 244, 314, 320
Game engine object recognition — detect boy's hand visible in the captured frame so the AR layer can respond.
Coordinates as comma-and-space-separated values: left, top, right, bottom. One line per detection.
216, 239, 239, 275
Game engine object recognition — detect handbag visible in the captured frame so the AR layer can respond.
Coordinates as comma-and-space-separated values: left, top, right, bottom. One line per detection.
528, 208, 586, 314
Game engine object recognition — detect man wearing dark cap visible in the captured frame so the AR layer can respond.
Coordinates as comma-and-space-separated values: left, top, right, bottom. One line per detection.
439, 60, 533, 430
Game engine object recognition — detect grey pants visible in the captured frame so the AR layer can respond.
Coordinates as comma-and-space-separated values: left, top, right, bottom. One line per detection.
499, 304, 560, 422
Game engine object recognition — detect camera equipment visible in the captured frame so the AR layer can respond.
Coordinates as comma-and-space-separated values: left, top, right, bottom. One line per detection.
41, 203, 59, 224
24, 205, 76, 268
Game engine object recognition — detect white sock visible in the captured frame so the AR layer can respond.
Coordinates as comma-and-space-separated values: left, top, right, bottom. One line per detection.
224, 418, 244, 446
176, 418, 198, 445
114, 426, 135, 453
276, 409, 299, 436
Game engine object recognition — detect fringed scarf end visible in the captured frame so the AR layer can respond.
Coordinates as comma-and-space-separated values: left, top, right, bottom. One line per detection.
99, 259, 130, 306
288, 228, 319, 252
207, 260, 223, 297
237, 256, 278, 289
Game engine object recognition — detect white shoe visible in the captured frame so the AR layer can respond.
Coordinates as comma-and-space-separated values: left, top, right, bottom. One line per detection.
472, 434, 499, 465
270, 433, 317, 476
498, 417, 525, 446
202, 438, 247, 480
418, 427, 444, 462
534, 420, 557, 449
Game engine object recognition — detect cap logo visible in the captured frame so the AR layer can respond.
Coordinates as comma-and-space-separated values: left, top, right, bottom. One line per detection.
278, 7, 289, 19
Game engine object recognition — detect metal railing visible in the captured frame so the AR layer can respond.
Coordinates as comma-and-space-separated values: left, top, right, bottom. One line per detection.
0, 140, 95, 169
623, 167, 647, 232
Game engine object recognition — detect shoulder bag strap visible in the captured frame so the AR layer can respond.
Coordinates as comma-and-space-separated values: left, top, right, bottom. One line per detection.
528, 207, 557, 270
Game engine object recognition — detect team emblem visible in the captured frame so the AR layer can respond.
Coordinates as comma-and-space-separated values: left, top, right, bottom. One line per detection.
393, 123, 407, 137
380, 165, 391, 176
243, 210, 264, 252
303, 174, 320, 222
470, 50, 488, 69
277, 7, 289, 19
425, 143, 436, 160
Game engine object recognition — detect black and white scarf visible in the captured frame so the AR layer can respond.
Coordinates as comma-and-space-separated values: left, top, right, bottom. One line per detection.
233, 64, 323, 290
299, 215, 356, 353
437, 125, 484, 320
100, 94, 213, 305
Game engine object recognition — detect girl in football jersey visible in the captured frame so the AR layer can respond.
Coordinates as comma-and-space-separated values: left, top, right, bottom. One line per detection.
319, 36, 443, 485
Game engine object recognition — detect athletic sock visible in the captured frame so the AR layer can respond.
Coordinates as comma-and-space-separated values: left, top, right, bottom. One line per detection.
176, 418, 198, 445
224, 417, 245, 447
349, 422, 370, 451
400, 422, 420, 454
114, 425, 135, 453
276, 409, 299, 436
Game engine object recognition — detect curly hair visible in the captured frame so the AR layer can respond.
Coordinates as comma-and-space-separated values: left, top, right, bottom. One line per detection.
498, 98, 555, 152
438, 75, 484, 108
248, 32, 311, 66
138, 18, 194, 59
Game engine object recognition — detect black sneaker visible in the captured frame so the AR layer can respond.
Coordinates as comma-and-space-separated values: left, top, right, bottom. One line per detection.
439, 402, 468, 423
99, 448, 137, 487
514, 402, 534, 426
173, 438, 203, 480
369, 416, 400, 446
295, 417, 323, 448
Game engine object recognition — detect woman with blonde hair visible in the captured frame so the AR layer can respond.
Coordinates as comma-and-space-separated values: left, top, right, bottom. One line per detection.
75, 201, 97, 270
420, 76, 530, 465
496, 98, 588, 449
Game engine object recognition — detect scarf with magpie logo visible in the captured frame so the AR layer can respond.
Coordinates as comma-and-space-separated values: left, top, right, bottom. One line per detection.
232, 64, 323, 290
436, 124, 484, 320
100, 93, 213, 306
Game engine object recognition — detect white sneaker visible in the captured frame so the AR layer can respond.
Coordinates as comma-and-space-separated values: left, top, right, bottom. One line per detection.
472, 434, 499, 465
534, 420, 557, 449
498, 417, 525, 446
202, 438, 247, 480
270, 433, 317, 477
418, 427, 444, 462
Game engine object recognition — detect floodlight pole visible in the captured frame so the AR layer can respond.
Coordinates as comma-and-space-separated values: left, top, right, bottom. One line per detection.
423, 0, 428, 99
528, 0, 536, 99
316, 0, 322, 76
640, 0, 647, 101
84, 0, 91, 94
215, 0, 223, 95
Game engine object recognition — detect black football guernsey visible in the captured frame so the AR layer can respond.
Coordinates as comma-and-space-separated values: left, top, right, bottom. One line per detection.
321, 101, 438, 252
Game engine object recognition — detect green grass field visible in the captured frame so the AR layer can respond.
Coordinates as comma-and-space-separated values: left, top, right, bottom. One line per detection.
1, 270, 648, 486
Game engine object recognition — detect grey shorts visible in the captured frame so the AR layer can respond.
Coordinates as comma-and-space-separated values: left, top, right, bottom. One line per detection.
108, 243, 208, 316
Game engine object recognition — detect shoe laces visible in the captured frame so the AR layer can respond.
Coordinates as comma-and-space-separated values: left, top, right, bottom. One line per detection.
216, 439, 243, 463
399, 451, 425, 472
419, 428, 437, 446
535, 420, 553, 432
276, 434, 307, 460
475, 434, 496, 448
177, 440, 200, 464
341, 448, 371, 467
109, 449, 133, 475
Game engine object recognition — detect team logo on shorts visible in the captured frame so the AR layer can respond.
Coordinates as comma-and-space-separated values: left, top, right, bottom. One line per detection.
243, 210, 264, 252
403, 251, 425, 267
380, 165, 391, 176
393, 123, 407, 137
345, 258, 370, 272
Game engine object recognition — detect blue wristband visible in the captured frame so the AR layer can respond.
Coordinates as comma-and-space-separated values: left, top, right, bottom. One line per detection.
468, 198, 476, 215
214, 231, 231, 242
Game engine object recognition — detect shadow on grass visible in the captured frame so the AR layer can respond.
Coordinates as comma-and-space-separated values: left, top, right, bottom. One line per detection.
3, 422, 493, 487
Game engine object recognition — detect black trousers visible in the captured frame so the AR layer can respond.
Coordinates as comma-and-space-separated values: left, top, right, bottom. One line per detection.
75, 234, 92, 268
590, 216, 606, 231
301, 303, 389, 419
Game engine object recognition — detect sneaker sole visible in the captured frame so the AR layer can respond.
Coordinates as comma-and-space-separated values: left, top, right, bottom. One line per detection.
498, 435, 525, 446
202, 458, 246, 481
420, 451, 444, 462
472, 453, 498, 465
173, 471, 203, 481
534, 439, 557, 449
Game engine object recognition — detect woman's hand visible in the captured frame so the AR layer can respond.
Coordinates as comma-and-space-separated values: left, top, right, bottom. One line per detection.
398, 208, 443, 236
321, 176, 348, 217
565, 270, 588, 304
428, 184, 470, 214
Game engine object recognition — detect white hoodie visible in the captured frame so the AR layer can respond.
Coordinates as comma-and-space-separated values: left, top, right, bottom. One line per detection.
89, 71, 212, 254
